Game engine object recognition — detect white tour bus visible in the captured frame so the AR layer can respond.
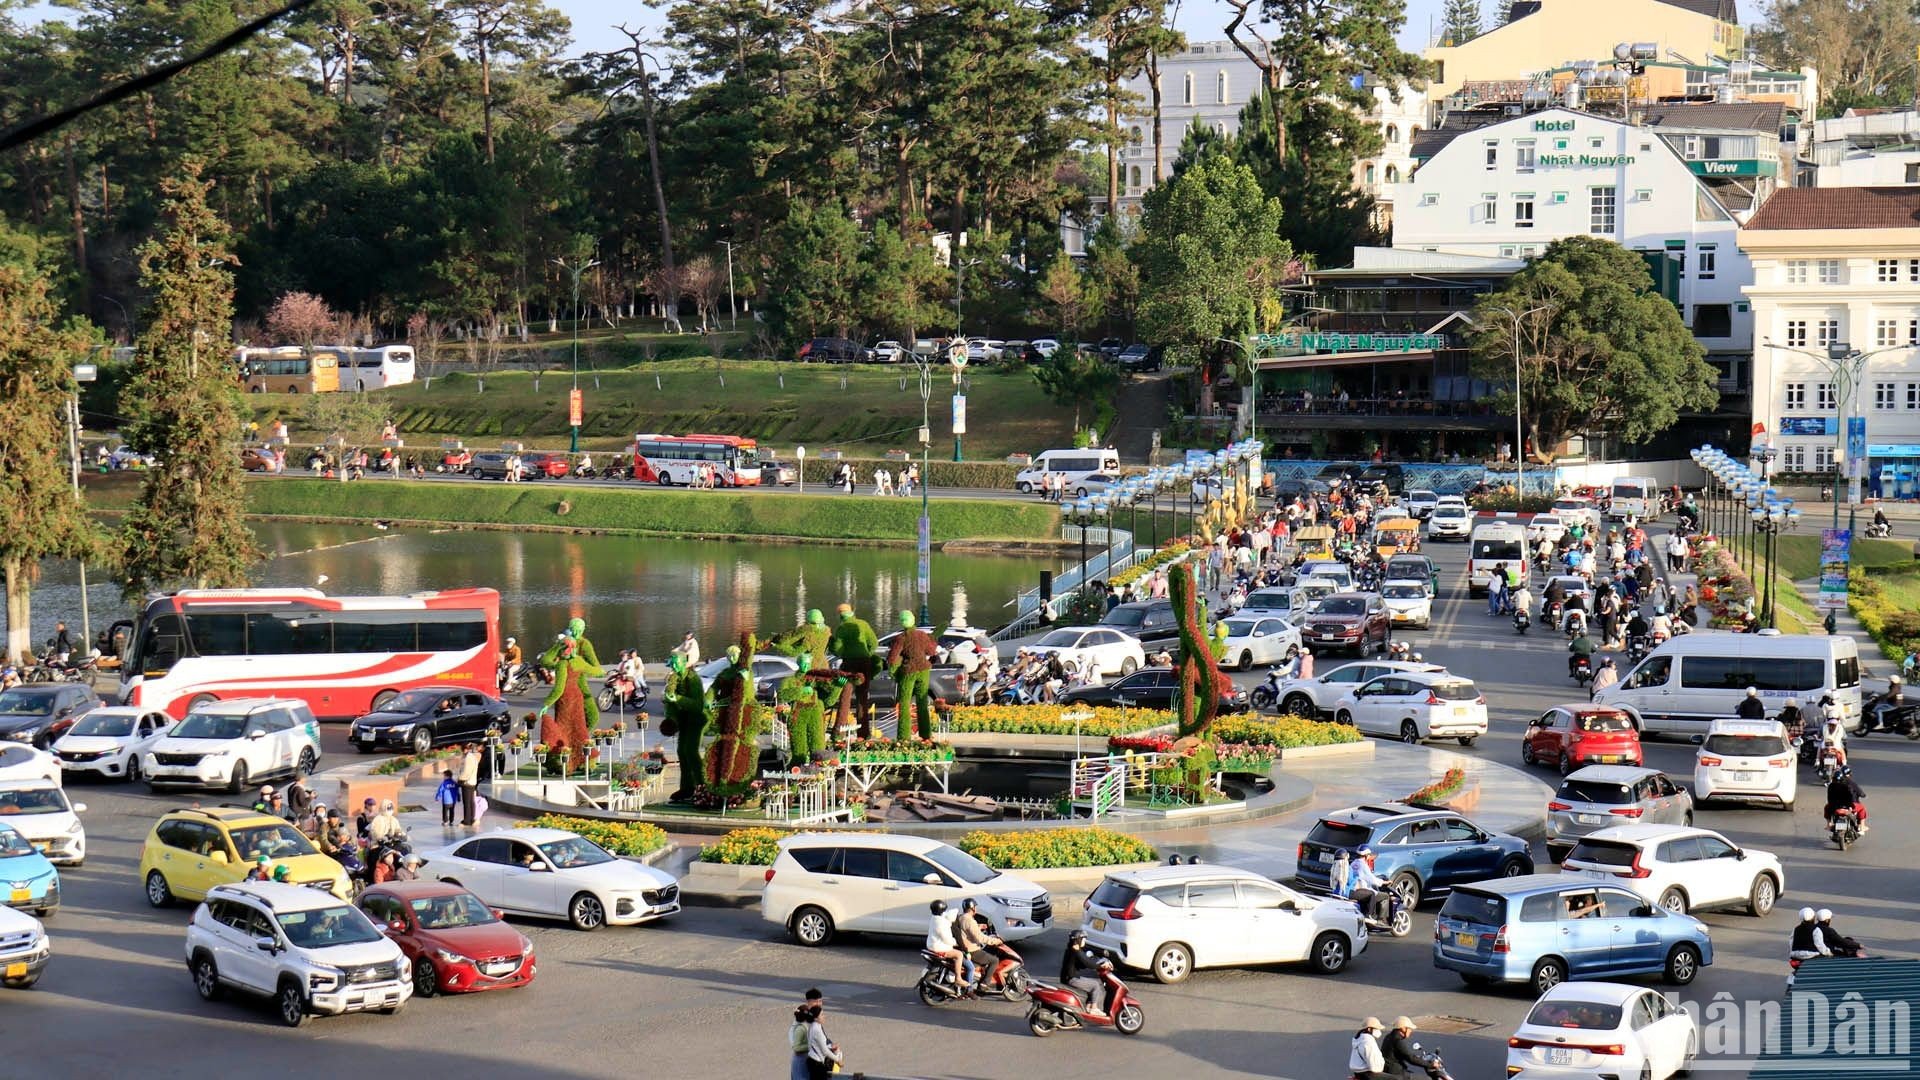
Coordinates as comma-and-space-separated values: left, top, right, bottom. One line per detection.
1592, 633, 1860, 735
1015, 448, 1120, 493
1466, 521, 1530, 595
1606, 476, 1660, 521
343, 346, 417, 392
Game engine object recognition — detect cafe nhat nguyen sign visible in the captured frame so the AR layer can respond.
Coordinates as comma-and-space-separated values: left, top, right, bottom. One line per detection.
1255, 333, 1448, 354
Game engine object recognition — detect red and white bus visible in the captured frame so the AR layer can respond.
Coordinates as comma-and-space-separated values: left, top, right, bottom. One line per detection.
626, 433, 763, 486
116, 588, 500, 719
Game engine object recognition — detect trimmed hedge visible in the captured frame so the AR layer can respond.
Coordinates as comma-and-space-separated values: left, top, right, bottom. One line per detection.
519, 814, 669, 857
958, 827, 1155, 869
246, 478, 1059, 542
1207, 713, 1363, 748
944, 705, 1169, 736
697, 827, 789, 866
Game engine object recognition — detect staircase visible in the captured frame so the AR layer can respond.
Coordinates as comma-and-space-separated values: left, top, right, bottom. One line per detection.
1108, 372, 1172, 465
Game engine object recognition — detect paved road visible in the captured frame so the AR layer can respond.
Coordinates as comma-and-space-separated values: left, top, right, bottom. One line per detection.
16, 523, 1918, 1079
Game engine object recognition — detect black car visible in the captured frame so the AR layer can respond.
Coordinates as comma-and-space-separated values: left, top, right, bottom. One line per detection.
1272, 477, 1331, 502
797, 337, 868, 363
1314, 462, 1368, 490
1100, 600, 1180, 652
1058, 667, 1246, 711
1116, 344, 1163, 373
1358, 463, 1406, 496
348, 687, 511, 755
0, 685, 102, 749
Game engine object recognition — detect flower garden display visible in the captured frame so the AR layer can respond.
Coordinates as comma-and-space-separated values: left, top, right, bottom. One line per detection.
827, 603, 881, 738
886, 609, 940, 739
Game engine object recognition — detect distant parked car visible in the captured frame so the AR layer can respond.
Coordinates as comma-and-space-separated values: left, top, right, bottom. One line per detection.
521, 452, 571, 479
1024, 626, 1146, 678
1058, 667, 1246, 711
1029, 338, 1062, 359
1097, 337, 1125, 360
240, 446, 282, 472
869, 341, 907, 363
1116, 344, 1163, 372
797, 337, 867, 363
760, 458, 798, 486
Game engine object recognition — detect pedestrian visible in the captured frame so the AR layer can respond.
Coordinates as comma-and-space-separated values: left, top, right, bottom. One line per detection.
672, 631, 701, 668
286, 777, 315, 822
789, 988, 825, 1080
1486, 566, 1507, 616
435, 768, 459, 827
1667, 531, 1689, 573
802, 1003, 840, 1080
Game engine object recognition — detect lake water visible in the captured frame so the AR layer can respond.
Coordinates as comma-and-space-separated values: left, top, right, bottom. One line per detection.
8, 523, 1058, 660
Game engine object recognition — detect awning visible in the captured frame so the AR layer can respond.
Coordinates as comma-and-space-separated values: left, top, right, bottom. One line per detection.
1253, 350, 1440, 371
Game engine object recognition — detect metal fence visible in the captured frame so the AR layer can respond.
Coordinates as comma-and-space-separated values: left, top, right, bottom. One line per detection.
994, 528, 1137, 641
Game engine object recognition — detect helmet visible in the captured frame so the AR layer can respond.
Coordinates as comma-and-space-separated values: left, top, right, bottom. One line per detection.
271, 865, 291, 882
1067, 929, 1087, 946
960, 898, 978, 912
1356, 845, 1374, 858
1894, 676, 1904, 686
1818, 908, 1834, 922
1799, 907, 1816, 921
1838, 765, 1853, 779
506, 637, 516, 645
929, 900, 948, 915
1745, 686, 1759, 697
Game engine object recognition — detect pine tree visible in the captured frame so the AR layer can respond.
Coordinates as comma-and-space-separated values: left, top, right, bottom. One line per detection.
119, 163, 259, 601
0, 223, 98, 665
1441, 0, 1482, 45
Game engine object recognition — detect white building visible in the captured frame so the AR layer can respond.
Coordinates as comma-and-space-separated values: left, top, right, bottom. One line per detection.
1798, 110, 1920, 188
1392, 107, 1754, 385
1740, 187, 1920, 493
1116, 41, 1261, 206
1352, 81, 1430, 231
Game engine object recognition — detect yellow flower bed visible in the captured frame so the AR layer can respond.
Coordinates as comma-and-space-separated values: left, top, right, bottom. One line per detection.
519, 814, 669, 858
946, 704, 1169, 736
959, 827, 1156, 869
697, 827, 790, 866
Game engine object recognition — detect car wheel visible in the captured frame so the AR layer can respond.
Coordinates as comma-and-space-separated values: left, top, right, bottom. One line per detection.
1521, 740, 1538, 765
1309, 932, 1350, 974
791, 905, 835, 947
187, 693, 217, 711
191, 953, 222, 1001
371, 689, 399, 712
1399, 720, 1420, 744
1559, 751, 1578, 776
1665, 942, 1702, 986
297, 748, 317, 776
1531, 957, 1568, 995
410, 727, 433, 756
1120, 657, 1137, 676
227, 761, 248, 795
1498, 856, 1529, 878
1390, 872, 1420, 908
126, 756, 142, 782
1150, 941, 1193, 984
567, 892, 607, 931
145, 870, 173, 907
1457, 736, 1476, 746
413, 958, 439, 997
1335, 710, 1355, 728
1016, 482, 1032, 493
277, 978, 310, 1027
1238, 651, 1254, 672
1283, 693, 1317, 719
1748, 874, 1778, 917
1659, 887, 1689, 915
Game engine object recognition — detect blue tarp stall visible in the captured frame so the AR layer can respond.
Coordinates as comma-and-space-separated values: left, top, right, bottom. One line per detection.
1756, 958, 1918, 1077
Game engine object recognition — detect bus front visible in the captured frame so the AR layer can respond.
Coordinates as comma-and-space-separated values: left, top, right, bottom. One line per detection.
729, 438, 763, 485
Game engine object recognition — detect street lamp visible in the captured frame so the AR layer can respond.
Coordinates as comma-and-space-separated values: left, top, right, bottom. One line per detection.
1489, 304, 1553, 498
1072, 500, 1093, 590
795, 445, 806, 495
1752, 502, 1800, 628
915, 353, 935, 627
553, 255, 600, 454
68, 361, 98, 647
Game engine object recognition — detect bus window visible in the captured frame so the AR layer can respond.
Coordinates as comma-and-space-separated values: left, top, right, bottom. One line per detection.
333, 620, 418, 653
138, 615, 187, 675
245, 614, 333, 655
417, 617, 488, 652
184, 613, 247, 656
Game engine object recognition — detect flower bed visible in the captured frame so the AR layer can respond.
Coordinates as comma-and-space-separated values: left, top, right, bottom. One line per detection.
1109, 542, 1192, 590
1405, 767, 1468, 806
519, 814, 669, 858
945, 705, 1169, 737
1689, 538, 1757, 629
957, 827, 1156, 870
1106, 713, 1361, 756
839, 737, 955, 764
370, 747, 463, 776
698, 827, 790, 866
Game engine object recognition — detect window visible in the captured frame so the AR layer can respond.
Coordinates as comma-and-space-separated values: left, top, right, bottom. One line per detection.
1817, 382, 1837, 410
1783, 444, 1805, 470
185, 614, 246, 657
1385, 124, 1398, 143
1480, 193, 1496, 224
1787, 260, 1808, 284
1693, 304, 1731, 337
1910, 319, 1920, 345
1697, 245, 1716, 280
1877, 382, 1897, 410
1182, 72, 1194, 105
1879, 259, 1900, 283
1514, 197, 1535, 228
1815, 445, 1835, 471
1186, 881, 1239, 908
1785, 320, 1808, 348
1908, 383, 1920, 410
1515, 139, 1536, 172
1879, 319, 1899, 347
1129, 165, 1141, 190
1784, 382, 1806, 409
1589, 137, 1603, 148
1817, 319, 1839, 347
1500, 246, 1516, 258
839, 847, 886, 878
1364, 164, 1376, 184
887, 851, 942, 884
1217, 70, 1229, 104
1384, 164, 1399, 183
1910, 259, 1920, 282
1484, 140, 1498, 170
1679, 656, 1823, 692
1590, 186, 1616, 234
1818, 259, 1842, 284
1419, 192, 1438, 206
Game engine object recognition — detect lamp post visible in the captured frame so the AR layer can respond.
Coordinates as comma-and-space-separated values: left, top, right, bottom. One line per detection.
1752, 500, 1799, 628
795, 445, 806, 495
1489, 305, 1552, 497
553, 255, 599, 454
916, 353, 935, 627
718, 239, 739, 330
69, 361, 98, 646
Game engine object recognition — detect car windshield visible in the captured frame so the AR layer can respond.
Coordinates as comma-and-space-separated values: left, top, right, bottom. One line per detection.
230, 824, 317, 861
1428, 681, 1478, 701
67, 712, 136, 737
1224, 619, 1261, 636
0, 827, 34, 856
1409, 491, 1436, 501
1102, 608, 1146, 627
0, 691, 54, 716
1704, 734, 1787, 756
0, 788, 68, 815
1434, 507, 1466, 519
410, 893, 498, 929
1317, 598, 1366, 616
1525, 999, 1625, 1030
539, 836, 614, 869
1576, 713, 1633, 733
924, 844, 1000, 885
1382, 585, 1426, 600
171, 712, 248, 740
1036, 630, 1085, 648
383, 690, 444, 712
277, 905, 384, 949
1244, 591, 1291, 609
1557, 780, 1632, 804
1532, 516, 1561, 528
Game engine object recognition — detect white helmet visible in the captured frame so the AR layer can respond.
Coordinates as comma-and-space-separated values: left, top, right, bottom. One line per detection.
1745, 686, 1758, 697
1818, 908, 1834, 922
1799, 907, 1816, 921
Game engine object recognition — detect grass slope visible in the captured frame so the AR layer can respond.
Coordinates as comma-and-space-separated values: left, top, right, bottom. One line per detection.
1770, 533, 1911, 580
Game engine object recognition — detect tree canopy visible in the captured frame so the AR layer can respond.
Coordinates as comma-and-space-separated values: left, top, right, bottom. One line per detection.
1133, 155, 1292, 349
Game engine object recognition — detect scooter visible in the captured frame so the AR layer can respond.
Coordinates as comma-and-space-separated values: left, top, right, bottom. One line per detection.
597, 670, 648, 712
498, 662, 533, 696
917, 944, 1032, 1006
1815, 744, 1841, 785
1359, 888, 1413, 938
1405, 1042, 1458, 1080
1249, 670, 1284, 712
1867, 521, 1893, 539
1626, 634, 1651, 664
1829, 806, 1862, 851
1853, 703, 1920, 739
1512, 608, 1530, 635
1025, 963, 1144, 1037
1570, 653, 1593, 685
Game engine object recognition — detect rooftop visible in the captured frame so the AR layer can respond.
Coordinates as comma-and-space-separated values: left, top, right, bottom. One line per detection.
1640, 101, 1785, 134
1744, 187, 1920, 231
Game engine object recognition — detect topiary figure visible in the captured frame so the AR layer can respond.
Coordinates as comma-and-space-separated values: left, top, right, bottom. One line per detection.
770, 608, 832, 670
660, 653, 712, 802
1169, 562, 1232, 740
535, 633, 603, 771
886, 609, 941, 739
704, 631, 762, 794
776, 653, 829, 766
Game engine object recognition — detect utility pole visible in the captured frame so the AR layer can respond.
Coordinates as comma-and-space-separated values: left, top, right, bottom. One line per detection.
69, 362, 98, 647
554, 256, 599, 454
718, 239, 738, 330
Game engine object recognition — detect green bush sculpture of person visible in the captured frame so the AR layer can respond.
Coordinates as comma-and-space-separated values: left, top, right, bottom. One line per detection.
661, 653, 711, 802
535, 634, 602, 771
776, 654, 828, 765
887, 610, 940, 739
705, 634, 761, 794
540, 617, 604, 733
771, 608, 831, 670
828, 603, 880, 738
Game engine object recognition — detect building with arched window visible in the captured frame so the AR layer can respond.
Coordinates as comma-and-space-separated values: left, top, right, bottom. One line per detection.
1350, 79, 1429, 233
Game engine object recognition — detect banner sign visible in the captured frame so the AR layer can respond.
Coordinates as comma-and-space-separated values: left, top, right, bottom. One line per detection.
1254, 333, 1448, 354
1817, 528, 1851, 611
568, 388, 583, 427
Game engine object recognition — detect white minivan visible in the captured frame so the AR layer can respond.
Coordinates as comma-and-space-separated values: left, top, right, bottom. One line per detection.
1467, 521, 1530, 595
762, 833, 1053, 947
1592, 633, 1860, 736
1607, 476, 1660, 521
1015, 448, 1121, 494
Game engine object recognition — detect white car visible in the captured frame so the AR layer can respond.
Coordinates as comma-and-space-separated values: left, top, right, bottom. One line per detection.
1025, 626, 1145, 678
1029, 338, 1062, 358
1379, 581, 1433, 629
1692, 718, 1796, 808
0, 906, 51, 990
0, 745, 60, 786
1561, 824, 1783, 917
1272, 660, 1445, 719
762, 833, 1051, 947
1332, 670, 1488, 746
185, 881, 411, 1026
1435, 495, 1468, 509
1080, 864, 1365, 983
0, 781, 85, 866
1404, 490, 1439, 519
696, 653, 799, 697
870, 340, 907, 363
1507, 981, 1697, 1079
1374, 506, 1412, 525
1238, 587, 1320, 626
420, 827, 680, 930
1552, 497, 1603, 535
143, 698, 323, 794
1218, 616, 1302, 670
1526, 514, 1566, 545
1298, 562, 1354, 592
53, 707, 173, 782
1427, 504, 1472, 539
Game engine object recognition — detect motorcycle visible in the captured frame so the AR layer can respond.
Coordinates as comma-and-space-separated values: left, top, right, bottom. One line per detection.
1404, 1042, 1457, 1080
1626, 634, 1651, 664
1249, 670, 1284, 712
917, 944, 1032, 1006
1512, 608, 1530, 635
1815, 744, 1841, 785
1358, 888, 1413, 938
1867, 521, 1894, 539
1820, 483, 1834, 502
498, 662, 533, 696
597, 670, 648, 712
1025, 963, 1144, 1037
1570, 653, 1593, 686
1853, 702, 1920, 739
1829, 806, 1862, 850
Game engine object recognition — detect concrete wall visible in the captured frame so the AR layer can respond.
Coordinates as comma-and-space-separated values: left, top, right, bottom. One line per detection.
1424, 0, 1734, 100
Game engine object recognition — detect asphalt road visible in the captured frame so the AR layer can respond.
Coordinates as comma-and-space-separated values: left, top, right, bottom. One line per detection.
14, 526, 1918, 1079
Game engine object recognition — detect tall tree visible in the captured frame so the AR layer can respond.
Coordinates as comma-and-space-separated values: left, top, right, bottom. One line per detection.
0, 221, 98, 665
1083, 1, 1175, 214
118, 164, 259, 599
761, 199, 863, 347
1470, 236, 1717, 462
1440, 0, 1482, 44
1039, 253, 1102, 340
1133, 155, 1291, 348
1751, 0, 1920, 111
447, 0, 569, 163
861, 222, 948, 346
1140, 14, 1187, 187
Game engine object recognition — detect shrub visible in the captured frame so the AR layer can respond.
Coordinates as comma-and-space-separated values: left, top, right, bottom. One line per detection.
698, 827, 788, 865
958, 827, 1155, 869
945, 705, 1169, 736
1405, 767, 1468, 806
520, 814, 669, 858
1109, 543, 1192, 590
1208, 713, 1362, 749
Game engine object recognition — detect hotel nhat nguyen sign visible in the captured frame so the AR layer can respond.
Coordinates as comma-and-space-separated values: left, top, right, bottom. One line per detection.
1533, 118, 1635, 168
1255, 333, 1448, 354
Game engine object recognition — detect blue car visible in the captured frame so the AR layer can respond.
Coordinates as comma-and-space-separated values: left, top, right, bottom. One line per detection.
0, 822, 58, 917
1433, 874, 1711, 996
1294, 802, 1533, 903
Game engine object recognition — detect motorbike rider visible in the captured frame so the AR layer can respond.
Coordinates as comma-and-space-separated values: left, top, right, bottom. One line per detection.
924, 900, 973, 995
1873, 507, 1891, 535
1380, 1016, 1431, 1078
1350, 1017, 1390, 1080
1817, 909, 1866, 957
1825, 766, 1868, 833
500, 636, 524, 682
1510, 583, 1534, 623
1624, 608, 1650, 647
1589, 657, 1619, 696
1867, 676, 1905, 732
1777, 699, 1806, 743
1735, 686, 1767, 720
1346, 846, 1391, 926
1568, 629, 1596, 678
1060, 929, 1108, 1013
955, 899, 1018, 991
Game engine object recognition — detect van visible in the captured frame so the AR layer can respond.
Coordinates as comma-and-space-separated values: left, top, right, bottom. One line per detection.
1015, 448, 1121, 493
761, 833, 1053, 947
1466, 521, 1529, 595
1591, 633, 1860, 736
1607, 476, 1659, 521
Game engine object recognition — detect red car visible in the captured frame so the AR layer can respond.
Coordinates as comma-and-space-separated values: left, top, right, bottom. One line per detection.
441, 449, 472, 473
358, 881, 536, 996
522, 452, 572, 479
1298, 592, 1390, 657
1522, 704, 1643, 774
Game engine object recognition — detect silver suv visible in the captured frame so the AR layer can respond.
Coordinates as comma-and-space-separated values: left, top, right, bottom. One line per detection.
1546, 765, 1693, 862
185, 881, 411, 1026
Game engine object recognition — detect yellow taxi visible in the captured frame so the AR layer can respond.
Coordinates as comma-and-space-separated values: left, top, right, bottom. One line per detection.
138, 806, 351, 907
